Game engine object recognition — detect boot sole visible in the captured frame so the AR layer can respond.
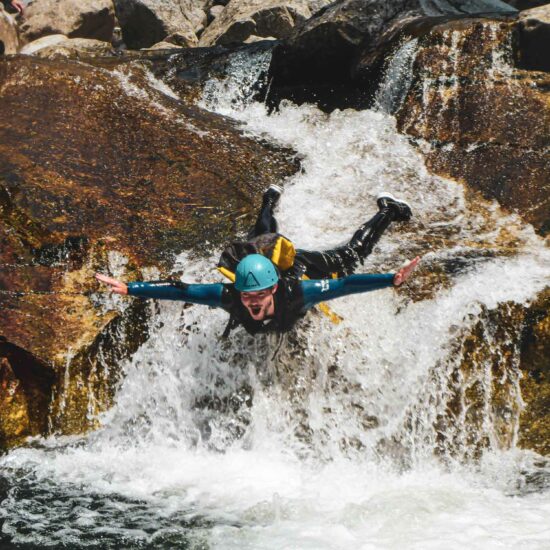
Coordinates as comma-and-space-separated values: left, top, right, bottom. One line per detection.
268, 184, 284, 195
376, 191, 411, 210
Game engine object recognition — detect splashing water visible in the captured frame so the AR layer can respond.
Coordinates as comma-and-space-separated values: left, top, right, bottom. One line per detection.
2, 49, 550, 549
374, 39, 419, 115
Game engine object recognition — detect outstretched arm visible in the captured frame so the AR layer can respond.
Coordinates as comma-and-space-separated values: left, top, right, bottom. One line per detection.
300, 256, 420, 310
95, 274, 224, 308
301, 273, 394, 309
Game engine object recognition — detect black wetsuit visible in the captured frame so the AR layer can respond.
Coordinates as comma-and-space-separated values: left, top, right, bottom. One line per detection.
252, 195, 397, 279
126, 200, 398, 335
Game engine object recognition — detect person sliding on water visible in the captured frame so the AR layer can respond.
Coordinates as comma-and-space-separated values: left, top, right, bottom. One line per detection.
96, 185, 420, 336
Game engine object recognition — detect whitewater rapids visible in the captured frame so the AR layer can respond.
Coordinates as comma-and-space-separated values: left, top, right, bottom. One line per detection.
1, 49, 549, 549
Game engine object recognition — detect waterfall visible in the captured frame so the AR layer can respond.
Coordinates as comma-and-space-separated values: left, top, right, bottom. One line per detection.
1, 47, 549, 549
374, 39, 419, 115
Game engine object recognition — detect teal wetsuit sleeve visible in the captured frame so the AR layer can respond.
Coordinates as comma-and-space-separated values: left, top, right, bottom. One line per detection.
300, 273, 395, 310
127, 281, 224, 307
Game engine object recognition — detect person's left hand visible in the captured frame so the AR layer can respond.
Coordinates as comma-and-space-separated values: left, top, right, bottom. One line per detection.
10, 0, 24, 14
394, 256, 421, 286
95, 273, 128, 295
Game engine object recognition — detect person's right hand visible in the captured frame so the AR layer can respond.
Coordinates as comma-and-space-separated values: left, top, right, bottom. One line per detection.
95, 273, 128, 295
10, 1, 24, 14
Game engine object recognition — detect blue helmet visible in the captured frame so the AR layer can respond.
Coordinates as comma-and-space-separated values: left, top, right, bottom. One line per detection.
234, 254, 279, 292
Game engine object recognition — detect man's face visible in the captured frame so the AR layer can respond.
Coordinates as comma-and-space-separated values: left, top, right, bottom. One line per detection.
240, 284, 278, 321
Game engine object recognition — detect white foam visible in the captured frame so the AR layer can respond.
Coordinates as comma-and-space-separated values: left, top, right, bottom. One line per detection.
2, 47, 549, 549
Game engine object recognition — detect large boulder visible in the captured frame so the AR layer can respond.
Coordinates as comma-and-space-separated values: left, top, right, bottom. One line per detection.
114, 0, 206, 49
395, 17, 550, 235
19, 0, 115, 44
199, 0, 311, 46
268, 0, 518, 109
516, 4, 550, 72
0, 54, 298, 447
0, 5, 19, 54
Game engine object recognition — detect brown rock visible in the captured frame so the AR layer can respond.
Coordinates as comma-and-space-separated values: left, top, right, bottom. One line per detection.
208, 4, 225, 21
267, 0, 517, 110
401, 294, 549, 460
0, 5, 19, 54
146, 40, 185, 50
165, 30, 198, 48
19, 33, 69, 54
307, 0, 332, 14
0, 338, 54, 448
114, 0, 204, 49
0, 54, 298, 447
199, 0, 311, 46
20, 0, 115, 44
395, 18, 550, 235
518, 288, 550, 456
244, 34, 277, 43
516, 4, 550, 72
24, 37, 115, 58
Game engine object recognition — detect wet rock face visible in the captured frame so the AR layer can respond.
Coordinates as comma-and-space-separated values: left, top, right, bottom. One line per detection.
20, 0, 116, 44
0, 5, 19, 54
0, 339, 54, 449
438, 302, 527, 460
393, 292, 550, 460
395, 18, 550, 235
0, 55, 296, 266
0, 54, 298, 448
198, 0, 311, 47
267, 0, 519, 110
519, 289, 550, 456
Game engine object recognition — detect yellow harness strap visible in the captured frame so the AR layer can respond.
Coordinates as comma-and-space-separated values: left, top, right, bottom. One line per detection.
218, 265, 236, 282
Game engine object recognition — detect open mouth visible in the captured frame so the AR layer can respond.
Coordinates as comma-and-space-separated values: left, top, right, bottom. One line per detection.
250, 306, 262, 315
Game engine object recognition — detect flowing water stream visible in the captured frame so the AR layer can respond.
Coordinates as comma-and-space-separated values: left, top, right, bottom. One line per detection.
1, 46, 550, 549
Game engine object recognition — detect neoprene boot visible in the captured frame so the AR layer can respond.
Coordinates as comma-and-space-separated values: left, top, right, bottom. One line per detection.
262, 184, 283, 210
376, 192, 412, 222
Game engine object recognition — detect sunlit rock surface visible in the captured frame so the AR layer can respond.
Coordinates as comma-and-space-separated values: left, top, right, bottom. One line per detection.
0, 54, 298, 448
19, 33, 69, 54
145, 40, 184, 51
0, 5, 19, 54
199, 0, 311, 47
22, 36, 115, 58
113, 0, 206, 49
20, 0, 115, 44
395, 17, 550, 235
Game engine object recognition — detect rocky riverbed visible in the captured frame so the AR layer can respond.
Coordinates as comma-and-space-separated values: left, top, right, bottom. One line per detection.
0, 0, 548, 499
